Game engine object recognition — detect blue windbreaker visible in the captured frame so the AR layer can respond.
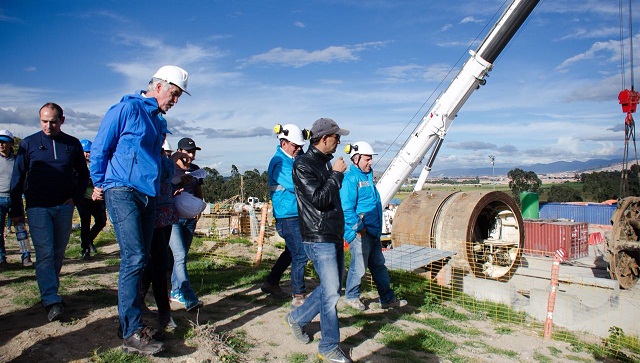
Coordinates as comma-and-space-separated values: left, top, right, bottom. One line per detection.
90, 91, 163, 197
340, 164, 383, 242
268, 146, 298, 219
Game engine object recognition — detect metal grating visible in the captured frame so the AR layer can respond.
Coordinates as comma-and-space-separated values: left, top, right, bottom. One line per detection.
383, 244, 456, 272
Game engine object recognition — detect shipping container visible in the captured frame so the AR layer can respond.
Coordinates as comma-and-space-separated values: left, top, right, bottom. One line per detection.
538, 202, 616, 225
523, 220, 589, 260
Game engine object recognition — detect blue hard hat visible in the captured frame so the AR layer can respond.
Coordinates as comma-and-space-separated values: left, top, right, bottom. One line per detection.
80, 139, 92, 152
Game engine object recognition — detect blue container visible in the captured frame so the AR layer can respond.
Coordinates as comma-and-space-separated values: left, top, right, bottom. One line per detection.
538, 202, 616, 225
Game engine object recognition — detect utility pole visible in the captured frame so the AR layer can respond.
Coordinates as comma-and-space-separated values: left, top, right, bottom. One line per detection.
489, 155, 495, 190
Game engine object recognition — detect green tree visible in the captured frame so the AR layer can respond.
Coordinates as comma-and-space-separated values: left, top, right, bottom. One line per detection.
547, 183, 583, 202
242, 168, 269, 202
581, 171, 620, 202
507, 168, 541, 204
201, 167, 226, 202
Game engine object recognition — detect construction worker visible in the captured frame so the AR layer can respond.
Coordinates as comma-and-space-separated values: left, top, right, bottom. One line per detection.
261, 123, 309, 307
341, 141, 406, 311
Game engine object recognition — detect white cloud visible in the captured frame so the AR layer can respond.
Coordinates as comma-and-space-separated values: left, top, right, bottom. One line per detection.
240, 41, 388, 68
459, 16, 483, 24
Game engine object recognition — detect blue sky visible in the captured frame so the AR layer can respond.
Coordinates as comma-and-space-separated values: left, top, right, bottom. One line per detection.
1, 0, 638, 176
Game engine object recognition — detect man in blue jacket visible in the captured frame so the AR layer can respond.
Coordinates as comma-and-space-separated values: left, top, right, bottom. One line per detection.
10, 103, 89, 321
261, 124, 308, 307
340, 141, 406, 311
90, 65, 190, 356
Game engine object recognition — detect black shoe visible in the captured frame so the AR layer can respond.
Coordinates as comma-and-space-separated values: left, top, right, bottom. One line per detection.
122, 329, 165, 355
46, 303, 64, 322
81, 249, 91, 260
22, 256, 33, 267
261, 282, 289, 299
89, 243, 98, 254
185, 299, 204, 312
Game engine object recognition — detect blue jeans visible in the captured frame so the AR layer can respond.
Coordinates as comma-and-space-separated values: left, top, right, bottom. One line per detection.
345, 233, 395, 304
26, 205, 74, 306
106, 187, 156, 339
290, 241, 344, 354
169, 217, 199, 303
266, 217, 308, 295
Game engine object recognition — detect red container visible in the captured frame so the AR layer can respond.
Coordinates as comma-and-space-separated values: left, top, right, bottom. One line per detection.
523, 220, 589, 260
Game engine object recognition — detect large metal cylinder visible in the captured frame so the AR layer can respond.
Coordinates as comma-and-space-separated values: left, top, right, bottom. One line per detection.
391, 190, 524, 279
607, 197, 640, 289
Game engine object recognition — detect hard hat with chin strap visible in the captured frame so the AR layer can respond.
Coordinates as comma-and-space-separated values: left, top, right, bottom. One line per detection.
153, 65, 190, 96
273, 123, 309, 146
344, 141, 376, 156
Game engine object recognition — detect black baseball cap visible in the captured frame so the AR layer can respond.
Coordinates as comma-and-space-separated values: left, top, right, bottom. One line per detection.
177, 137, 201, 151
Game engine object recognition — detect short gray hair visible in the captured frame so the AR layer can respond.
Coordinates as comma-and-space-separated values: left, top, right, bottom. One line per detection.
147, 78, 170, 93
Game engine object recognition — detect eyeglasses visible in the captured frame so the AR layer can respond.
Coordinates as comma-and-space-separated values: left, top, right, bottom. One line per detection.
328, 134, 340, 141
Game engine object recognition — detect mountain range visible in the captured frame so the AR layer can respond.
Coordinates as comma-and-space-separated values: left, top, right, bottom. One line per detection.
428, 158, 625, 178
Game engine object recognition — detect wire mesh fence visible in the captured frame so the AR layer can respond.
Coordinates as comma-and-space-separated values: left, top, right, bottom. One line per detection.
196, 205, 640, 361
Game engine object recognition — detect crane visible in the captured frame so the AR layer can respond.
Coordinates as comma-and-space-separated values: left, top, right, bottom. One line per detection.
377, 0, 539, 280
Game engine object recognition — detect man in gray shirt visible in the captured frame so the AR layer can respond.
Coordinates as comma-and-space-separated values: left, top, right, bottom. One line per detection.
0, 129, 32, 267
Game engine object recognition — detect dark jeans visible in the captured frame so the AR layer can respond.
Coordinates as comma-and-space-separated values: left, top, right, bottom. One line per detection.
76, 198, 107, 251
141, 225, 172, 320
266, 217, 308, 295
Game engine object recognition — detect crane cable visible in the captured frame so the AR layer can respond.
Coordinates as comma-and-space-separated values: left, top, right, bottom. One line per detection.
373, 0, 512, 172
618, 0, 639, 198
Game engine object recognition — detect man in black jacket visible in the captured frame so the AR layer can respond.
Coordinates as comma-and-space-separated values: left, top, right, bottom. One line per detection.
10, 103, 89, 322
285, 118, 352, 363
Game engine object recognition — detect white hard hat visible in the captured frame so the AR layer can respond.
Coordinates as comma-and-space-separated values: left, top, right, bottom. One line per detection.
174, 193, 206, 219
153, 65, 190, 95
162, 139, 172, 152
275, 123, 306, 146
346, 141, 376, 156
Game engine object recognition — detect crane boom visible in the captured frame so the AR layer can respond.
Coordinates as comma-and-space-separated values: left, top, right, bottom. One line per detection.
376, 0, 540, 207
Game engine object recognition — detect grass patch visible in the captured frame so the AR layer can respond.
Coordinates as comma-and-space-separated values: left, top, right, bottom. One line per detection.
104, 258, 120, 266
406, 316, 466, 335
378, 323, 457, 356
494, 326, 513, 335
11, 281, 40, 307
533, 351, 552, 363
91, 348, 152, 362
547, 346, 562, 356
564, 354, 594, 362
474, 341, 519, 359
186, 323, 253, 362
285, 353, 309, 363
